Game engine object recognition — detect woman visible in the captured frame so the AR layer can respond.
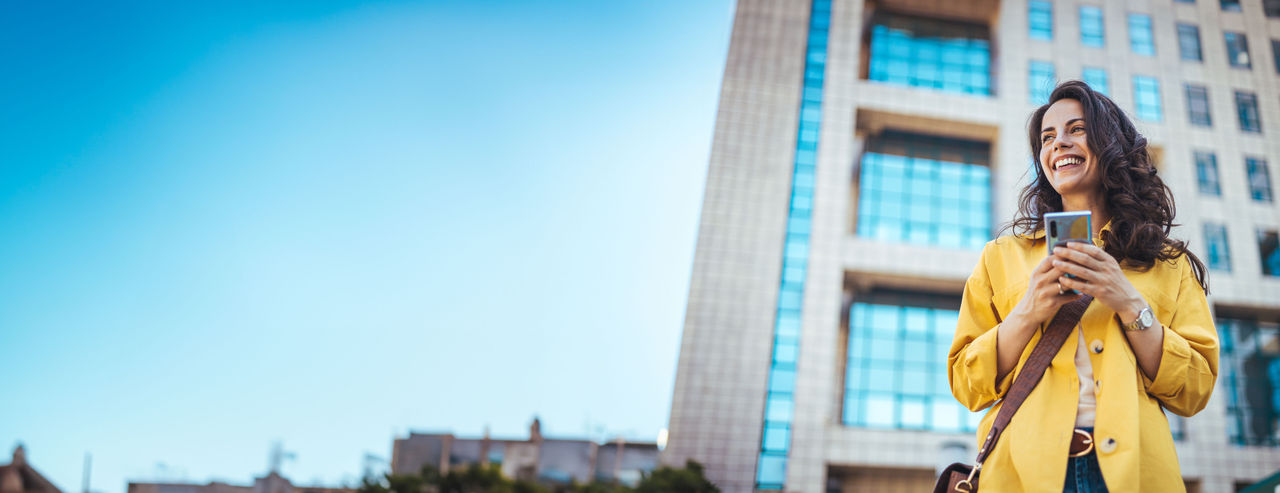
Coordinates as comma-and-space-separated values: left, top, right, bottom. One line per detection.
948, 80, 1218, 492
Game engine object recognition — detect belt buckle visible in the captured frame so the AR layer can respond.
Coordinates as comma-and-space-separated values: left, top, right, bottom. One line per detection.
1069, 429, 1094, 458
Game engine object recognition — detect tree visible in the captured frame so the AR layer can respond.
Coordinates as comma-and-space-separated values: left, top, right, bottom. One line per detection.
633, 461, 719, 493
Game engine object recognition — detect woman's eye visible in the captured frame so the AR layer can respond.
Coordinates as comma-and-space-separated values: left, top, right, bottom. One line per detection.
1042, 134, 1054, 143
1071, 126, 1085, 133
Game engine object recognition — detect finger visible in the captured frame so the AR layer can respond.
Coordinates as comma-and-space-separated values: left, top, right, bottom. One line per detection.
1059, 275, 1092, 295
1054, 246, 1106, 271
1067, 241, 1112, 263
1051, 259, 1097, 281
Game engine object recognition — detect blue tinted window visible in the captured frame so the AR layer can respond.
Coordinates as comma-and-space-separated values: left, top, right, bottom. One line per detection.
844, 295, 976, 432
1261, 230, 1280, 276
1196, 151, 1221, 196
868, 14, 991, 95
1236, 91, 1262, 133
1029, 1, 1052, 40
1029, 60, 1055, 104
1133, 76, 1162, 121
1129, 13, 1155, 55
1186, 84, 1211, 127
1204, 223, 1231, 271
1221, 0, 1241, 11
1248, 157, 1273, 202
1225, 32, 1251, 69
1081, 67, 1108, 96
856, 132, 991, 250
1177, 24, 1202, 61
1080, 6, 1104, 47
1217, 317, 1280, 446
757, 2, 830, 489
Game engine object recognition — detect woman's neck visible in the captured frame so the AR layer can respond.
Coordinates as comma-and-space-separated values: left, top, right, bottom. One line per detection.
1062, 194, 1110, 240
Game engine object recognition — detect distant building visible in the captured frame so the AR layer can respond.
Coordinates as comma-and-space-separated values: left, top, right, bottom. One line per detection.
128, 472, 351, 493
0, 445, 62, 493
390, 418, 658, 486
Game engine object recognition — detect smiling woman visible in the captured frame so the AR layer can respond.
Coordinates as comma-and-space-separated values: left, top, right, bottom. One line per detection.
946, 80, 1218, 492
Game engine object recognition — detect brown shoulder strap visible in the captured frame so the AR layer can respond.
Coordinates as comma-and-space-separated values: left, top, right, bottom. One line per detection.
973, 295, 1093, 466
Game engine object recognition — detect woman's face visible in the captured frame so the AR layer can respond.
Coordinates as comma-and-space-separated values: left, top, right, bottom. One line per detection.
1038, 99, 1102, 199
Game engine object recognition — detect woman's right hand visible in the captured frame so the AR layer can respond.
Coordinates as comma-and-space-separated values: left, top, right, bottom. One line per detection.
995, 253, 1081, 380
1009, 253, 1082, 330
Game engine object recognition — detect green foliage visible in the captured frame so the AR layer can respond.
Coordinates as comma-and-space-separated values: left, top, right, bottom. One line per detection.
357, 459, 717, 493
633, 461, 719, 493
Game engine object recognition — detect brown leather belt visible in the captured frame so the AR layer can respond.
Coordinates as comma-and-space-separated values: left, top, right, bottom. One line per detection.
1069, 429, 1095, 457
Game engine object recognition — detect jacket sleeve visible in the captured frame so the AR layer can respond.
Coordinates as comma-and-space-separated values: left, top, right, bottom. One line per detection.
949, 242, 1016, 412
1142, 255, 1220, 416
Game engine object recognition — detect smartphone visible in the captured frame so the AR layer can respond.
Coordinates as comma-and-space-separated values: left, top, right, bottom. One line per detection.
1044, 211, 1091, 294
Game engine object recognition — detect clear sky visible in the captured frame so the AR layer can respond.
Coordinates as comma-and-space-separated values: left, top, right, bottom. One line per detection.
0, 1, 733, 491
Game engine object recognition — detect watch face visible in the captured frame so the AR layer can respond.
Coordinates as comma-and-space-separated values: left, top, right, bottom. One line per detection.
1139, 309, 1155, 328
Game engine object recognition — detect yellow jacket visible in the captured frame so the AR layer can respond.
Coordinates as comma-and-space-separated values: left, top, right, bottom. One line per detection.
948, 229, 1218, 492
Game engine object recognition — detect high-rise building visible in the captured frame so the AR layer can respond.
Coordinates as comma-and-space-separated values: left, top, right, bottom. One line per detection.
663, 1, 1280, 491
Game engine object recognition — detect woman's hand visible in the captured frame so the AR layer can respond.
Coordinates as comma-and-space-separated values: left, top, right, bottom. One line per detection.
1052, 242, 1146, 322
1008, 252, 1083, 328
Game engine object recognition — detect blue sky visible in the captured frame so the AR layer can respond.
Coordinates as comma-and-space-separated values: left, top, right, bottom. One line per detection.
0, 1, 733, 491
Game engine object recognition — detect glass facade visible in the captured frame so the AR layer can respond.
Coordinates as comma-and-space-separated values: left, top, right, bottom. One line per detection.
1219, 317, 1280, 446
1082, 67, 1108, 96
1267, 0, 1280, 16
1133, 76, 1162, 121
1129, 14, 1155, 55
1236, 91, 1262, 133
1260, 230, 1280, 277
1029, 60, 1055, 104
1196, 151, 1221, 196
755, 0, 829, 489
1177, 24, 1203, 61
843, 293, 982, 433
1186, 84, 1212, 127
1225, 32, 1252, 69
1080, 6, 1104, 47
856, 131, 991, 250
1248, 157, 1273, 203
1029, 1, 1052, 40
1274, 39, 1280, 74
1221, 0, 1242, 10
1205, 222, 1232, 271
868, 13, 991, 95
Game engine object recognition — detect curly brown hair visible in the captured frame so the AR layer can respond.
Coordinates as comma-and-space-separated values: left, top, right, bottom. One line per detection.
1003, 80, 1209, 292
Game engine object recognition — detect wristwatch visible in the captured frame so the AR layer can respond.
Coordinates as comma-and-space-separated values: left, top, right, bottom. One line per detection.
1120, 306, 1156, 332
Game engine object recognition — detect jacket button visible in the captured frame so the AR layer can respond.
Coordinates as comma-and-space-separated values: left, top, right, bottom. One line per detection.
1099, 437, 1117, 454
1095, 380, 1102, 393
1090, 339, 1104, 353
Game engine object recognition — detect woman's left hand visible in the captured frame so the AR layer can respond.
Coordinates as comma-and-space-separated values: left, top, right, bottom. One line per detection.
1052, 241, 1146, 321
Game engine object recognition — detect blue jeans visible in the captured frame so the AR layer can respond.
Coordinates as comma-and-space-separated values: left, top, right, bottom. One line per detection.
1063, 428, 1109, 492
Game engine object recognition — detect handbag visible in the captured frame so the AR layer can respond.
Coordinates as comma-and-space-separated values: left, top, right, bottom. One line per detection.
933, 295, 1094, 493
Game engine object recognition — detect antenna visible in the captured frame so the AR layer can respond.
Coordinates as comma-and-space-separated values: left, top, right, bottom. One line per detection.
82, 453, 91, 493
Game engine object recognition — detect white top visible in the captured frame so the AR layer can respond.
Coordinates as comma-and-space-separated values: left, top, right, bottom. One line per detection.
1074, 328, 1097, 427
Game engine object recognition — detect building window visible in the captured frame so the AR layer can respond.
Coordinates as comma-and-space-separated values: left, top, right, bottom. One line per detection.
1236, 91, 1262, 133
1219, 317, 1280, 446
1080, 6, 1104, 47
867, 13, 991, 96
756, 1, 830, 490
1273, 39, 1280, 74
1260, 230, 1280, 276
1225, 32, 1252, 69
856, 131, 991, 250
1185, 84, 1212, 127
1221, 0, 1242, 11
1133, 76, 1162, 121
1177, 24, 1203, 61
1248, 157, 1274, 202
844, 292, 982, 433
1205, 222, 1232, 271
1128, 13, 1155, 55
1029, 60, 1055, 104
1082, 67, 1108, 96
1266, 0, 1280, 16
1029, 1, 1052, 40
1195, 151, 1221, 196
